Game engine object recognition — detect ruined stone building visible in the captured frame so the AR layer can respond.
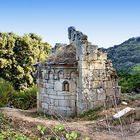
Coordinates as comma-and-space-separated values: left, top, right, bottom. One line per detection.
35, 27, 121, 116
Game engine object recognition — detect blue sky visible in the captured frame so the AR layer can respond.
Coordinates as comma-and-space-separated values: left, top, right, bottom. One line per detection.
0, 0, 140, 48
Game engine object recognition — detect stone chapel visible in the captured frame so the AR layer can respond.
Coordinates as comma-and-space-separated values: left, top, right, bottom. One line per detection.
35, 27, 121, 116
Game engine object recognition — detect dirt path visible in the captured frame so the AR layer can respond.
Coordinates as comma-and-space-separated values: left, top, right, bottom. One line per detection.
0, 107, 140, 140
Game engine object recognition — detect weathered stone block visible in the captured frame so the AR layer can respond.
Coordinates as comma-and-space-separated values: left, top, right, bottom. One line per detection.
69, 99, 76, 108
89, 63, 95, 69
53, 74, 58, 80
82, 80, 89, 89
97, 93, 106, 100
54, 100, 59, 106
94, 62, 105, 69
54, 81, 62, 91
45, 83, 54, 89
42, 96, 49, 102
40, 88, 46, 94
64, 95, 76, 100
104, 81, 113, 88
78, 61, 89, 69
50, 98, 55, 105
89, 102, 94, 109
92, 70, 100, 80
70, 71, 78, 79
56, 94, 65, 99
98, 53, 107, 60
46, 88, 55, 95
42, 103, 49, 109
88, 53, 98, 62
92, 81, 100, 88
69, 81, 76, 92
58, 99, 69, 107
99, 69, 106, 79
105, 88, 115, 96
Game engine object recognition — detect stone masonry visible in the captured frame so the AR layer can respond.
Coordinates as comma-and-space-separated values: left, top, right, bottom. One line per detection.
35, 27, 121, 116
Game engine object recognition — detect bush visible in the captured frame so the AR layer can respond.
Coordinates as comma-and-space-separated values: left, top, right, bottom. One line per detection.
0, 78, 15, 107
0, 78, 37, 109
118, 71, 140, 93
10, 85, 37, 110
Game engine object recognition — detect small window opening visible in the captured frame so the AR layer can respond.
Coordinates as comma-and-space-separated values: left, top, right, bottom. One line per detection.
63, 81, 69, 91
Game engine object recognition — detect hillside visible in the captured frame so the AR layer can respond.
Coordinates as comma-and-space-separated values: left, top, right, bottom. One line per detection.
105, 37, 140, 72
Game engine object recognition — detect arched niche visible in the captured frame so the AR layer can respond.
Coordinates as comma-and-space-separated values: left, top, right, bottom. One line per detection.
47, 70, 54, 80
62, 81, 69, 92
70, 71, 78, 79
58, 70, 64, 79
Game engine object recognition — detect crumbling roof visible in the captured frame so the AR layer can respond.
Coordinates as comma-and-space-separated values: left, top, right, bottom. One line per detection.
46, 44, 76, 65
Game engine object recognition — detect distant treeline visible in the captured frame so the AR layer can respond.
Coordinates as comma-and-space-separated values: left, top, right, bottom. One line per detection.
105, 37, 140, 72
102, 37, 140, 93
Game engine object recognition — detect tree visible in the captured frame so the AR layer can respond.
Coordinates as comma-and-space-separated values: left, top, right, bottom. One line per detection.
0, 32, 51, 90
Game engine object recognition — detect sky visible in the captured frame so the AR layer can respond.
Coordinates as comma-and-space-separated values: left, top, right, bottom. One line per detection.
0, 0, 140, 48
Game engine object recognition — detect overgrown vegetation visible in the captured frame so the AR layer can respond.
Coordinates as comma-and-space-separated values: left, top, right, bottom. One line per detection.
118, 71, 140, 93
0, 32, 51, 91
0, 78, 37, 109
0, 32, 49, 109
0, 78, 15, 107
0, 112, 90, 140
9, 85, 37, 110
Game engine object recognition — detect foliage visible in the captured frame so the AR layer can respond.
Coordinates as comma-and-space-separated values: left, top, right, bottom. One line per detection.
0, 115, 90, 140
65, 131, 78, 140
37, 125, 46, 135
36, 124, 89, 140
0, 78, 15, 107
9, 85, 37, 110
0, 78, 37, 109
0, 131, 30, 140
54, 124, 65, 131
130, 63, 140, 74
118, 71, 140, 93
0, 32, 51, 90
102, 37, 140, 93
104, 37, 140, 72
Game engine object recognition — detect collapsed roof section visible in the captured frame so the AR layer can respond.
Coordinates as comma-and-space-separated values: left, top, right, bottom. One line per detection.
46, 44, 76, 65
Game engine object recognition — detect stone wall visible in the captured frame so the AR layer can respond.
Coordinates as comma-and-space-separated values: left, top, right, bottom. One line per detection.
68, 26, 121, 113
37, 64, 78, 116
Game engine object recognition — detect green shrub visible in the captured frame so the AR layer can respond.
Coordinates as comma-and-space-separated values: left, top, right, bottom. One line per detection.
0, 77, 37, 109
118, 71, 140, 93
10, 85, 37, 110
0, 78, 15, 107
37, 125, 89, 140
